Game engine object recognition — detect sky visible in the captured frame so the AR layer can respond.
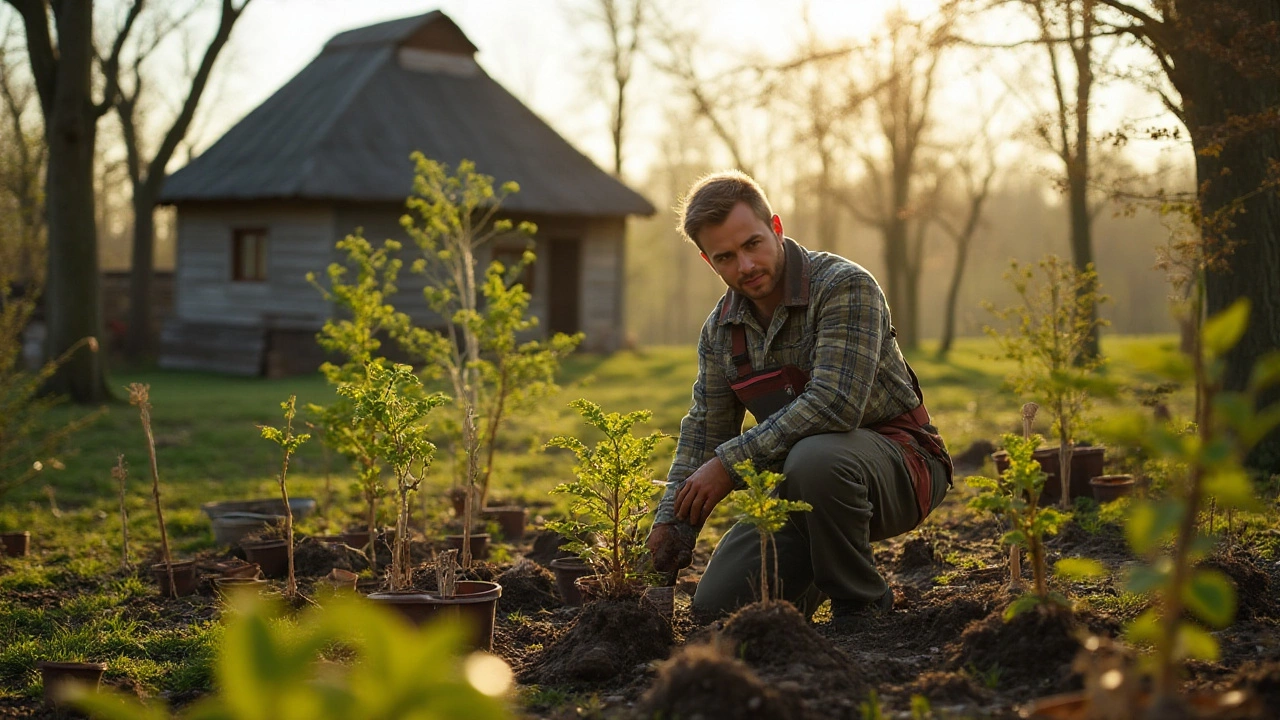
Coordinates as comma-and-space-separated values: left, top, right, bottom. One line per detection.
187, 0, 974, 180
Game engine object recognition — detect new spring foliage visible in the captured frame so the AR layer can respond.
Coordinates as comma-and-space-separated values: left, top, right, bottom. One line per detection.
728, 460, 811, 603
546, 399, 669, 598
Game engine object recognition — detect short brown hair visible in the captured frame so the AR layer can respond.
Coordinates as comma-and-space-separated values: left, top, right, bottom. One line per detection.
677, 170, 773, 249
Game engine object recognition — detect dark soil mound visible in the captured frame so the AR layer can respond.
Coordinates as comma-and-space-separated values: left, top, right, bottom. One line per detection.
895, 535, 938, 572
905, 670, 995, 706
953, 439, 997, 470
1235, 660, 1280, 718
638, 643, 801, 720
519, 598, 672, 687
292, 537, 368, 576
895, 583, 1008, 649
495, 559, 559, 614
1049, 518, 1131, 563
949, 603, 1082, 693
719, 601, 845, 671
526, 530, 574, 567
1201, 553, 1279, 621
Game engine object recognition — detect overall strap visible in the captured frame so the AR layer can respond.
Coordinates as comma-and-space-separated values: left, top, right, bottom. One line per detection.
720, 292, 754, 380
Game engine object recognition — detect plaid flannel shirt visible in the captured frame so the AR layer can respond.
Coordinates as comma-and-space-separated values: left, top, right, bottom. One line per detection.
655, 238, 923, 525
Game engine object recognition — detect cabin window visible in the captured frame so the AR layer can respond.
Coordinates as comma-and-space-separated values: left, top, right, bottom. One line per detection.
491, 245, 535, 293
232, 229, 268, 282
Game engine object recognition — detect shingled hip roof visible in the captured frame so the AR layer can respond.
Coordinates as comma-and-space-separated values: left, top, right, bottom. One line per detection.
160, 11, 654, 217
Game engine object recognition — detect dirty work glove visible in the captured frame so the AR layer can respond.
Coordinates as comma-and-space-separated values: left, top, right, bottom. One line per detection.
647, 521, 698, 573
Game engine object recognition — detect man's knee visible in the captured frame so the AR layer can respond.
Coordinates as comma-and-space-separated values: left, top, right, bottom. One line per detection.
782, 431, 879, 498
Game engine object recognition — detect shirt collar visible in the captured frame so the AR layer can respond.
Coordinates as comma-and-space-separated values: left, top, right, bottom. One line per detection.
717, 237, 812, 326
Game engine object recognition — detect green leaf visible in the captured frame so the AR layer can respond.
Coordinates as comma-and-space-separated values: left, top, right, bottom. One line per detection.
1003, 594, 1042, 622
1248, 351, 1280, 392
1202, 298, 1250, 358
1175, 621, 1220, 662
1203, 468, 1260, 512
1124, 561, 1170, 595
1125, 500, 1182, 555
1055, 557, 1107, 581
1124, 608, 1161, 647
1183, 569, 1235, 628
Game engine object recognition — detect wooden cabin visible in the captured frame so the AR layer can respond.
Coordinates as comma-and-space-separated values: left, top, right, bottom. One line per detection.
157, 11, 653, 375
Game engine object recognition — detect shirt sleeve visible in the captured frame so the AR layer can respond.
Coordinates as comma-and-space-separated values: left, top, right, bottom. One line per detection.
714, 269, 887, 480
655, 313, 746, 524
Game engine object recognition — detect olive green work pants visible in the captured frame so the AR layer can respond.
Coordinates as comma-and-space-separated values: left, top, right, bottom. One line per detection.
691, 427, 951, 618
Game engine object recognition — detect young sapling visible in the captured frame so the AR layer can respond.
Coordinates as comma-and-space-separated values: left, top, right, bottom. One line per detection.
546, 399, 670, 599
128, 383, 175, 597
967, 432, 1071, 618
986, 256, 1110, 508
727, 460, 812, 603
260, 395, 311, 598
342, 362, 447, 591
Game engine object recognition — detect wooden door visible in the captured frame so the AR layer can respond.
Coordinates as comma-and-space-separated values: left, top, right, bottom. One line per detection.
548, 238, 581, 336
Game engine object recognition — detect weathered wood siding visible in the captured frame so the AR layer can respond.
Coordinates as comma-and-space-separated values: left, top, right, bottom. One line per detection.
171, 203, 334, 327
580, 217, 625, 352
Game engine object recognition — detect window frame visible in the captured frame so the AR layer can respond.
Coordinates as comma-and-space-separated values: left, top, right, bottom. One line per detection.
231, 228, 269, 282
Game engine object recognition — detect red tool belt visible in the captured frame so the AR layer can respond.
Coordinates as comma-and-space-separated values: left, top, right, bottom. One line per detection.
727, 323, 952, 522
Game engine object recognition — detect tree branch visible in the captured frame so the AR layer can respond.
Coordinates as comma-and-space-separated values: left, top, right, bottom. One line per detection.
6, 0, 57, 119
94, 0, 145, 118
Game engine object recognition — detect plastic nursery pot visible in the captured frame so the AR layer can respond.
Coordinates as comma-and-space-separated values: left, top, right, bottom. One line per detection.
367, 580, 503, 651
321, 568, 359, 592
1, 530, 31, 557
214, 576, 269, 598
201, 497, 317, 521
446, 533, 490, 561
210, 512, 283, 547
213, 559, 261, 579
1090, 474, 1136, 504
549, 557, 593, 607
240, 539, 289, 579
150, 560, 200, 597
482, 506, 527, 541
992, 445, 1106, 501
341, 527, 371, 550
38, 661, 107, 709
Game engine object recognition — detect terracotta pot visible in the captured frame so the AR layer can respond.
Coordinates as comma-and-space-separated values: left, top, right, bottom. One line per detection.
992, 445, 1106, 502
1, 530, 30, 557
446, 533, 490, 561
549, 557, 593, 606
367, 580, 502, 651
482, 506, 527, 541
214, 559, 261, 579
38, 661, 107, 709
321, 568, 359, 592
1026, 688, 1258, 719
241, 539, 289, 579
214, 576, 269, 597
150, 560, 200, 597
1090, 474, 1136, 504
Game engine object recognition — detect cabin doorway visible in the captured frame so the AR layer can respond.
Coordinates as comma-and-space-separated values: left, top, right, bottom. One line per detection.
548, 238, 581, 336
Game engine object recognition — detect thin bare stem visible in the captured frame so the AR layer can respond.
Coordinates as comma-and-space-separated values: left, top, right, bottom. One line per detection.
128, 384, 174, 597
112, 455, 129, 569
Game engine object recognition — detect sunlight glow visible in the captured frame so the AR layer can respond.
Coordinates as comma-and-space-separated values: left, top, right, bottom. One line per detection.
464, 652, 514, 696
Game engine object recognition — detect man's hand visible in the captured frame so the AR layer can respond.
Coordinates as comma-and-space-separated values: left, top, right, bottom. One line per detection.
647, 522, 696, 573
675, 456, 734, 526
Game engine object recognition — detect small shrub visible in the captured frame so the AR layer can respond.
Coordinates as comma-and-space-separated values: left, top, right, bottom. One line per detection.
726, 460, 811, 603
258, 395, 311, 597
546, 399, 669, 598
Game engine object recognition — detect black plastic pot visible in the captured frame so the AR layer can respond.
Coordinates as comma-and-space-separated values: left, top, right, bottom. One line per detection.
1090, 474, 1135, 503
368, 580, 502, 650
1, 530, 30, 557
482, 506, 527, 541
214, 576, 269, 597
549, 557, 593, 606
241, 539, 289, 579
150, 560, 200, 597
39, 661, 107, 708
446, 533, 490, 561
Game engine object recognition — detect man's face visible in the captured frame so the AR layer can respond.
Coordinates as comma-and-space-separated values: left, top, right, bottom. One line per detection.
698, 202, 786, 303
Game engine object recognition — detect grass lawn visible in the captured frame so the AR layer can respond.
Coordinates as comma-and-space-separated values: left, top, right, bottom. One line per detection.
0, 333, 1193, 704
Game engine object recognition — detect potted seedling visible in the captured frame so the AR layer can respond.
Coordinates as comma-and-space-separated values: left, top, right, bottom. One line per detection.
545, 399, 670, 601
309, 233, 412, 568
392, 155, 537, 568
727, 460, 813, 605
986, 256, 1111, 508
967, 433, 1078, 619
258, 395, 311, 598
472, 258, 582, 539
128, 383, 198, 597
